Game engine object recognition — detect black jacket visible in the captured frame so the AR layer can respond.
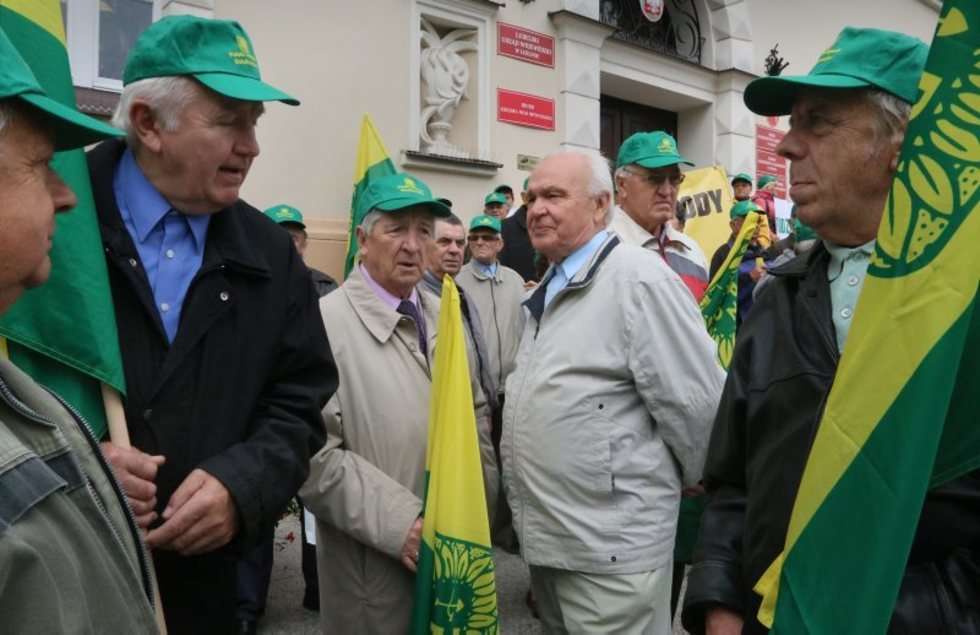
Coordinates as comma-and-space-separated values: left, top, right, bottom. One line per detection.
682, 243, 980, 634
89, 140, 338, 632
499, 206, 538, 282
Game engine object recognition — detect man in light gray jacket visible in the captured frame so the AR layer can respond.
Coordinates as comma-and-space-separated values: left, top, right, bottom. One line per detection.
502, 148, 725, 635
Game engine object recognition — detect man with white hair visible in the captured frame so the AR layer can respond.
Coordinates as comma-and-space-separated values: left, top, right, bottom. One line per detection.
502, 148, 725, 634
86, 16, 337, 633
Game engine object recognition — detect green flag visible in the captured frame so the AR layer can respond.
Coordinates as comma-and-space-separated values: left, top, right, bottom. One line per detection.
699, 212, 765, 370
410, 275, 498, 634
345, 114, 397, 278
755, 3, 980, 631
0, 1, 125, 438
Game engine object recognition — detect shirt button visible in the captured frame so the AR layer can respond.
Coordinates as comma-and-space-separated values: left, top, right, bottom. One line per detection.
142, 409, 153, 421
219, 291, 230, 302
840, 306, 853, 319
165, 249, 176, 259
160, 302, 171, 312
128, 258, 138, 268
847, 275, 859, 286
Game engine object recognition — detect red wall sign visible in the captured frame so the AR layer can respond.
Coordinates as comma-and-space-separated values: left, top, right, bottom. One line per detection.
497, 22, 555, 67
755, 124, 788, 199
497, 89, 555, 131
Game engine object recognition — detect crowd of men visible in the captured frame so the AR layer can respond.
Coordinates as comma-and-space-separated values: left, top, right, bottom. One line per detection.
0, 11, 976, 635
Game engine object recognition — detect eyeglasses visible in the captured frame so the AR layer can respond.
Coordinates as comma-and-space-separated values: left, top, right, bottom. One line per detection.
623, 167, 685, 188
468, 234, 500, 243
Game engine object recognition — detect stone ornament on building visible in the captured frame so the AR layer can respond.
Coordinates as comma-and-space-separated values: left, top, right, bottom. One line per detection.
419, 17, 478, 157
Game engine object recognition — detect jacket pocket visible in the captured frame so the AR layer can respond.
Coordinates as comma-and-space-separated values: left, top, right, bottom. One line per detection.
0, 454, 72, 533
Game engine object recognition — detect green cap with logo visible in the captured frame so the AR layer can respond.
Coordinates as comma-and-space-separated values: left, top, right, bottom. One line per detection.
731, 172, 752, 186
616, 131, 694, 169
356, 172, 451, 218
0, 26, 123, 150
264, 204, 305, 228
123, 15, 299, 105
757, 175, 778, 189
744, 27, 928, 116
484, 192, 507, 206
469, 214, 502, 233
731, 199, 764, 219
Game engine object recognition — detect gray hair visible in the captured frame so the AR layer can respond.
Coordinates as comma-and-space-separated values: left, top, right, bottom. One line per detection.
0, 100, 9, 137
541, 146, 615, 225
359, 209, 385, 236
865, 88, 912, 149
111, 76, 198, 148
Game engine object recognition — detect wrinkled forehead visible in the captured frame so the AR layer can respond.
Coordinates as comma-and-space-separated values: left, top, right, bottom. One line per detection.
529, 153, 588, 194
789, 87, 870, 121
434, 219, 464, 241
0, 100, 55, 156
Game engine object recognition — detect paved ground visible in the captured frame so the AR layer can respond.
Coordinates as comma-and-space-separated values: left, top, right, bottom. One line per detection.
261, 515, 688, 634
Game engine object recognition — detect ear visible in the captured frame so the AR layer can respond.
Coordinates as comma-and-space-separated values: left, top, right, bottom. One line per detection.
129, 101, 166, 154
355, 225, 368, 252
595, 192, 611, 223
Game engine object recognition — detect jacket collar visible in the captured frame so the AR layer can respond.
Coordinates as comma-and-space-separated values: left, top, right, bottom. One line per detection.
89, 139, 270, 278
769, 240, 829, 279
343, 267, 437, 349
524, 233, 620, 322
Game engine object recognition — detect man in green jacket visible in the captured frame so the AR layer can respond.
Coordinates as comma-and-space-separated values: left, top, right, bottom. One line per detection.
0, 26, 157, 633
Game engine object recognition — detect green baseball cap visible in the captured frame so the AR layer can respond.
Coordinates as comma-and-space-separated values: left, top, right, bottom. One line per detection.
522, 176, 529, 191
731, 173, 752, 186
484, 192, 507, 206
757, 175, 778, 189
469, 214, 502, 233
744, 27, 928, 116
0, 26, 122, 150
731, 200, 764, 219
357, 172, 451, 218
616, 131, 694, 169
123, 16, 299, 105
264, 204, 305, 228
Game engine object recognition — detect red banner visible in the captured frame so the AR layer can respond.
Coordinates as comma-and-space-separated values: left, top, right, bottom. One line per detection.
755, 124, 788, 199
497, 89, 555, 130
498, 23, 555, 67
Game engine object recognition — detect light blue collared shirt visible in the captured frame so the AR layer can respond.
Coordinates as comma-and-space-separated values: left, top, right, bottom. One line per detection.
545, 230, 609, 306
113, 149, 210, 343
474, 260, 498, 278
824, 239, 875, 353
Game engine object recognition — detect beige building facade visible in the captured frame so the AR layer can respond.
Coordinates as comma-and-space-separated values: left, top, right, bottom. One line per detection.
70, 0, 941, 278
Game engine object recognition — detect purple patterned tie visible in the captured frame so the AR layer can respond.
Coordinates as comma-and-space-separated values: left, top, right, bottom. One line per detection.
397, 299, 428, 357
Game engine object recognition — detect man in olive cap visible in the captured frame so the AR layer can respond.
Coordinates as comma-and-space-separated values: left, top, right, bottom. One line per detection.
684, 27, 979, 634
300, 172, 498, 633
88, 15, 338, 633
0, 26, 157, 632
500, 176, 542, 283
751, 174, 778, 232
709, 200, 774, 327
730, 172, 753, 202
484, 190, 509, 218
265, 204, 338, 296
611, 130, 710, 301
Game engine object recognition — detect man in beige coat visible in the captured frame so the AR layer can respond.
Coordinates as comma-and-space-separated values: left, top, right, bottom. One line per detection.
300, 172, 498, 634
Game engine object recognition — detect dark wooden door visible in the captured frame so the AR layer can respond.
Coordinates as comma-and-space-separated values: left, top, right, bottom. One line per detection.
600, 95, 678, 164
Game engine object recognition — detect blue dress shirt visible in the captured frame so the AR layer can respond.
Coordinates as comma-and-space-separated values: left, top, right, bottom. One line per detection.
545, 230, 609, 306
113, 149, 210, 343
474, 260, 498, 278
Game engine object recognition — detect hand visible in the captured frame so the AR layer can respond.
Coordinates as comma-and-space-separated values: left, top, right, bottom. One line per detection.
100, 442, 165, 529
523, 280, 538, 290
400, 517, 424, 572
749, 266, 765, 282
146, 469, 239, 556
706, 607, 744, 635
682, 483, 706, 497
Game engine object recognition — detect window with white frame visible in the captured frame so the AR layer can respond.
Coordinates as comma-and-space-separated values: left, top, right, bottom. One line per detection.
63, 0, 158, 92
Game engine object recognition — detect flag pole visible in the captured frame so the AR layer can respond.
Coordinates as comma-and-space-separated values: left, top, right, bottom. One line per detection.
102, 383, 168, 634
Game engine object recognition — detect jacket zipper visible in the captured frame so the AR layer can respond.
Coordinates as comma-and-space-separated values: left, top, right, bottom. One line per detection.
43, 389, 156, 609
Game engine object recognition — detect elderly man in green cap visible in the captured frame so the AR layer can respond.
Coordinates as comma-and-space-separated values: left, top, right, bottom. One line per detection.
684, 27, 979, 635
265, 204, 338, 296
0, 26, 158, 633
87, 15, 338, 633
484, 190, 509, 218
709, 200, 775, 328
611, 130, 710, 301
730, 172, 753, 202
300, 172, 498, 633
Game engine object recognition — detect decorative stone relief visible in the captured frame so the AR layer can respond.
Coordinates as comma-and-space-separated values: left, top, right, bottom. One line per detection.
419, 17, 478, 157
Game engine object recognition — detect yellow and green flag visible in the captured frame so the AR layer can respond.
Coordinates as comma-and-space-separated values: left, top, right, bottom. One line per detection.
344, 114, 397, 277
410, 276, 498, 634
699, 212, 765, 369
0, 1, 125, 438
755, 2, 980, 632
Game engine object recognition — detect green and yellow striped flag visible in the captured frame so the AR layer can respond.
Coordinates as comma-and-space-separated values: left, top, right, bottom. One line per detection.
0, 0, 125, 438
755, 3, 980, 632
410, 275, 498, 634
699, 212, 764, 369
344, 114, 397, 277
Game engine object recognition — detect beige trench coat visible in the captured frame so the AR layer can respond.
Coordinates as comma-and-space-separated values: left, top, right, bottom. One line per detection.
300, 267, 498, 634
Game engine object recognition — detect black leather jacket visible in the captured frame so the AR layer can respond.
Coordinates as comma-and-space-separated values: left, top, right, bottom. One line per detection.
682, 243, 980, 634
